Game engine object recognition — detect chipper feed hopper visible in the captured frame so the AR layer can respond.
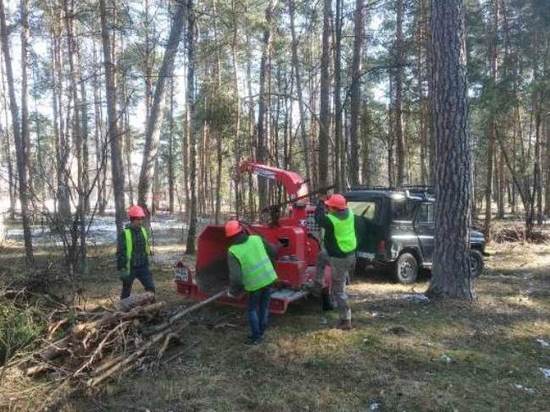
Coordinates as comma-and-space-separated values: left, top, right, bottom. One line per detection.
174, 162, 331, 314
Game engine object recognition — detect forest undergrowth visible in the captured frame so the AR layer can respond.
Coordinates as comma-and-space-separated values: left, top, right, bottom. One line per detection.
0, 225, 549, 411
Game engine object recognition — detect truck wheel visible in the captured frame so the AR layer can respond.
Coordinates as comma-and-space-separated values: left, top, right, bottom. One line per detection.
395, 253, 418, 284
470, 250, 484, 278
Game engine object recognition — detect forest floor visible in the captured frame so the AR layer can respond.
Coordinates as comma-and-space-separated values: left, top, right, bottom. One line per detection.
0, 224, 549, 411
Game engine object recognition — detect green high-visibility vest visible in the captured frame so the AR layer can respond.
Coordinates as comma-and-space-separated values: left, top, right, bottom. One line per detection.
229, 235, 277, 292
123, 227, 151, 271
327, 211, 357, 254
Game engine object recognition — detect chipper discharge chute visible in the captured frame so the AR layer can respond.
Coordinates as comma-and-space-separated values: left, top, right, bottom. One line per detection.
174, 162, 333, 314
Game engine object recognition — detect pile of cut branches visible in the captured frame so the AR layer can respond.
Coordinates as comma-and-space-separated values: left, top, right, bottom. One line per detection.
491, 224, 550, 243
2, 290, 225, 407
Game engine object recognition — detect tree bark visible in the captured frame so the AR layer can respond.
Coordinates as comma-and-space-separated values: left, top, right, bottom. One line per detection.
1, 41, 16, 219
334, 0, 343, 191
318, 0, 331, 189
168, 77, 175, 214
349, 0, 364, 186
185, 0, 197, 254
231, 0, 242, 216
427, 0, 473, 300
484, 0, 499, 240
287, 0, 310, 184
0, 0, 33, 262
394, 0, 405, 186
100, 0, 125, 235
256, 0, 274, 210
20, 0, 32, 193
138, 0, 187, 210
545, 115, 550, 215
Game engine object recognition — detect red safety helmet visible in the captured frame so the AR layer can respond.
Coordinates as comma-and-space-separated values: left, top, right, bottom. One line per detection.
127, 205, 146, 219
324, 194, 347, 210
225, 220, 242, 237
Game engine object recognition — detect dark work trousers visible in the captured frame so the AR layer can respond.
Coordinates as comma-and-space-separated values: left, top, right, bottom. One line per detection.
120, 265, 156, 299
247, 286, 272, 340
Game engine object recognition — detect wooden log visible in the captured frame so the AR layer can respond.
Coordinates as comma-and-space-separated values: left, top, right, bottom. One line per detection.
25, 364, 53, 377
72, 302, 165, 337
39, 336, 71, 360
145, 290, 226, 336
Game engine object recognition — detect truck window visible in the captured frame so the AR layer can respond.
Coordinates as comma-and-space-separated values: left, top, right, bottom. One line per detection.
348, 201, 377, 221
391, 199, 415, 221
416, 203, 434, 223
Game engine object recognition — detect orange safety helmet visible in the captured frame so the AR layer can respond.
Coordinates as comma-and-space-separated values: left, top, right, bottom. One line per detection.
324, 194, 347, 210
225, 220, 243, 237
127, 205, 146, 219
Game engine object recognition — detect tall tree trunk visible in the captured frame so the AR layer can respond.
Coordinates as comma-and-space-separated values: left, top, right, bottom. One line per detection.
256, 0, 274, 210
213, 0, 222, 225
100, 0, 125, 235
484, 0, 499, 240
349, 0, 364, 186
185, 0, 197, 254
318, 0, 331, 189
51, 34, 71, 220
334, 0, 343, 191
388, 78, 395, 187
534, 105, 543, 225
64, 0, 87, 273
287, 0, 310, 184
1, 48, 16, 219
427, 0, 473, 300
417, 0, 430, 185
92, 42, 107, 215
20, 0, 32, 194
77, 43, 90, 214
246, 33, 256, 219
545, 115, 550, 215
497, 150, 505, 218
0, 0, 33, 262
168, 77, 175, 214
394, 0, 405, 186
138, 0, 187, 211
231, 0, 242, 216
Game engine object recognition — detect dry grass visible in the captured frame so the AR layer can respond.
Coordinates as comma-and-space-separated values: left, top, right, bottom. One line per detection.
1, 240, 549, 411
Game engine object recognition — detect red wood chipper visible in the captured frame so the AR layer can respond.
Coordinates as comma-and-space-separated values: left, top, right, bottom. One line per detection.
174, 161, 332, 314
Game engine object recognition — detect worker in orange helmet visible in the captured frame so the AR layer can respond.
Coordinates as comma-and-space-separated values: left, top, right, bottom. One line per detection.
116, 205, 155, 300
225, 220, 278, 345
313, 193, 358, 330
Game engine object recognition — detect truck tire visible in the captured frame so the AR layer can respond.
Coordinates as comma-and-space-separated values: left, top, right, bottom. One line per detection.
395, 253, 418, 284
470, 249, 484, 278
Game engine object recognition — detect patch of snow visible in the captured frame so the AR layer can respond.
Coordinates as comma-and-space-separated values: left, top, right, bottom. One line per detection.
400, 293, 430, 303
540, 368, 550, 379
440, 354, 453, 364
512, 384, 535, 395
536, 339, 550, 348
368, 401, 381, 411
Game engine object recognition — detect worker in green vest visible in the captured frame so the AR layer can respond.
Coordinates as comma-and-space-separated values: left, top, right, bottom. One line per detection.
225, 220, 278, 345
314, 194, 358, 330
116, 205, 155, 300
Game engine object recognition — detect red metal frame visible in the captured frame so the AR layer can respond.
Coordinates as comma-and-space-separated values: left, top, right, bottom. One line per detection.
174, 161, 331, 314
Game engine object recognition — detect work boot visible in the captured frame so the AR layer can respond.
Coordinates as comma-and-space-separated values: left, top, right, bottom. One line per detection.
336, 319, 352, 331
304, 280, 323, 298
245, 336, 263, 345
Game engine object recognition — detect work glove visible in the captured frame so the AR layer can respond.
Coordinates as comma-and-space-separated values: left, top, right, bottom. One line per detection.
226, 288, 244, 299
118, 269, 130, 281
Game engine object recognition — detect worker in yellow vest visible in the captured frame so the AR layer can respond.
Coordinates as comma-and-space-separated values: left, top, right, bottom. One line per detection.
226, 220, 278, 345
116, 205, 155, 299
314, 194, 358, 330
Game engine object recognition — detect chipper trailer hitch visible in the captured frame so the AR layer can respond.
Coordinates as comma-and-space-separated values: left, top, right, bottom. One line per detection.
174, 161, 335, 314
